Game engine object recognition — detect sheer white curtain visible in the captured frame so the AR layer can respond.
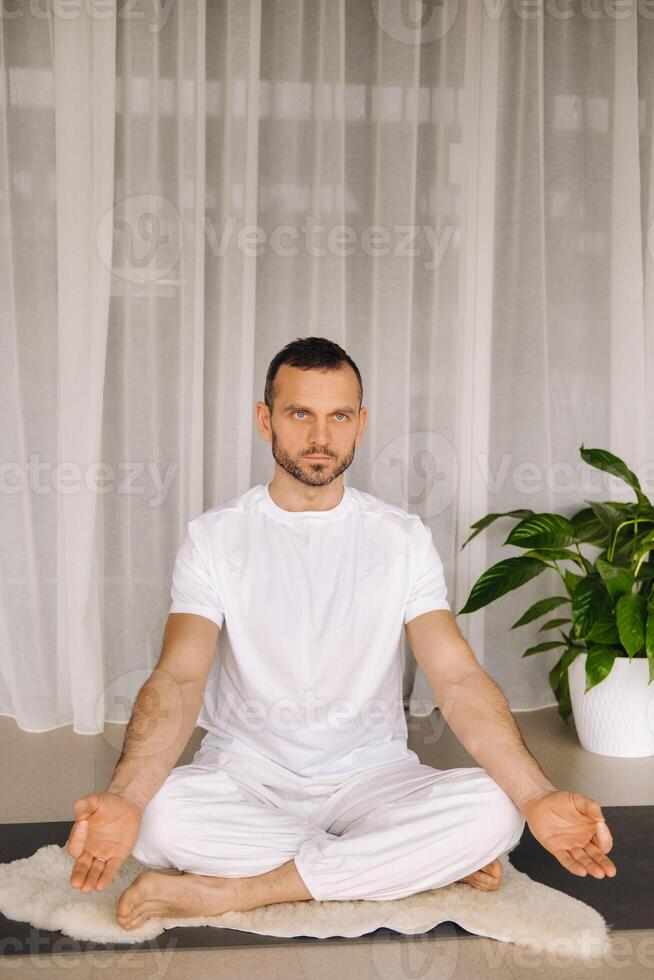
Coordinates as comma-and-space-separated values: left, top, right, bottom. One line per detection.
2, 0, 653, 733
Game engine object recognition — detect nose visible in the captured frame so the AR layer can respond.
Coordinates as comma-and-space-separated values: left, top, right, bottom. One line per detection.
307, 425, 332, 453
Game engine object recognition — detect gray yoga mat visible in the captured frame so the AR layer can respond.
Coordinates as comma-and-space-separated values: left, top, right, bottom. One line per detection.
0, 806, 648, 955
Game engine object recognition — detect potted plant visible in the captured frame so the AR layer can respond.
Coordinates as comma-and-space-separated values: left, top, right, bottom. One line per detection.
457, 445, 654, 758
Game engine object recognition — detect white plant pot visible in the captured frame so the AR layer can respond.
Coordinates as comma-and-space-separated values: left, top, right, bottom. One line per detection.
568, 653, 654, 757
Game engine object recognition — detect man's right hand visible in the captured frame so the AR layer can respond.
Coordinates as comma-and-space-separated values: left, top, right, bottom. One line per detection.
66, 792, 144, 893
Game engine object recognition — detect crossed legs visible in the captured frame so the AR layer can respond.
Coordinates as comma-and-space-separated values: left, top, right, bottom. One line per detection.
119, 751, 525, 930
117, 854, 505, 931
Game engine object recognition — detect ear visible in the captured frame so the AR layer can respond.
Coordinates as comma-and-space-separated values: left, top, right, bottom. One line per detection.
254, 402, 272, 441
356, 406, 368, 441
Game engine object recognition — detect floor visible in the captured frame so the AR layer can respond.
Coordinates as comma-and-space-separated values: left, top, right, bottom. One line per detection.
1, 706, 652, 979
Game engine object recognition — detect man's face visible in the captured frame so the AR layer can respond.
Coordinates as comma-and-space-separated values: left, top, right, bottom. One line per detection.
257, 363, 367, 488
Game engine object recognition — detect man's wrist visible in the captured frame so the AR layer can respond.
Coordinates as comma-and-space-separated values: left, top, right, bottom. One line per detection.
515, 781, 558, 815
105, 782, 148, 811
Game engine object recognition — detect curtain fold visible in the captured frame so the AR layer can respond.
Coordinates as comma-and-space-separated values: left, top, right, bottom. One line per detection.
1, 0, 653, 733
409, 0, 501, 713
54, 4, 117, 732
610, 9, 646, 468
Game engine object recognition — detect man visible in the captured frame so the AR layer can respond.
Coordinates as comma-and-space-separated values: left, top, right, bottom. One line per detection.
66, 337, 616, 932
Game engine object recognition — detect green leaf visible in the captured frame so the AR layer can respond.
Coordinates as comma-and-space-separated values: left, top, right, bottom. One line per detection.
563, 569, 584, 597
538, 617, 572, 632
457, 557, 548, 615
595, 557, 634, 602
583, 646, 618, 692
521, 640, 567, 658
571, 577, 612, 636
557, 673, 573, 721
548, 660, 562, 694
510, 595, 570, 629
630, 531, 654, 565
549, 645, 582, 692
524, 548, 594, 575
505, 514, 578, 550
579, 444, 650, 508
645, 605, 654, 685
460, 509, 535, 550
570, 507, 611, 547
615, 592, 647, 657
522, 548, 588, 569
586, 500, 627, 531
611, 526, 654, 566
548, 659, 562, 694
635, 560, 654, 583
550, 646, 583, 722
585, 614, 619, 644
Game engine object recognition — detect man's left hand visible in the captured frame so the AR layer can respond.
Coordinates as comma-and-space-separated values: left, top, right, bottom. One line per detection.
521, 790, 617, 879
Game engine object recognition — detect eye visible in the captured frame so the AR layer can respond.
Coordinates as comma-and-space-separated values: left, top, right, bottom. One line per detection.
293, 411, 348, 420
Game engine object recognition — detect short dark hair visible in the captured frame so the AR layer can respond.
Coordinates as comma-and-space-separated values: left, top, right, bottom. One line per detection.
264, 337, 363, 413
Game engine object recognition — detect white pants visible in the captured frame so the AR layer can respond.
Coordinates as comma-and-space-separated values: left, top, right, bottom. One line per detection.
130, 745, 526, 902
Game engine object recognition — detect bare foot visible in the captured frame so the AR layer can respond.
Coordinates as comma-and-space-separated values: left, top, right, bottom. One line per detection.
455, 857, 503, 891
116, 870, 241, 931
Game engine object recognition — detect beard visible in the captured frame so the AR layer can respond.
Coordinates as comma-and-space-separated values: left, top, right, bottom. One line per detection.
270, 428, 356, 487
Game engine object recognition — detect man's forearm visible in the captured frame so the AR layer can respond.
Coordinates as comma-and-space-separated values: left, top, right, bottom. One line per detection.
106, 668, 204, 809
435, 668, 558, 815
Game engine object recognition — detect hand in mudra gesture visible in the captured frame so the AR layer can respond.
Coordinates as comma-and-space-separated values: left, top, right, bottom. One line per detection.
66, 792, 143, 894
522, 790, 617, 879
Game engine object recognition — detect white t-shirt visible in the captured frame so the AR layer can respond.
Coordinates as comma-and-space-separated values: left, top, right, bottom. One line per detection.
168, 483, 451, 778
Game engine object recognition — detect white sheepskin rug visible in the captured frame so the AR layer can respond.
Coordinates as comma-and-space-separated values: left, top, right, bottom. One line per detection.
0, 845, 612, 960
